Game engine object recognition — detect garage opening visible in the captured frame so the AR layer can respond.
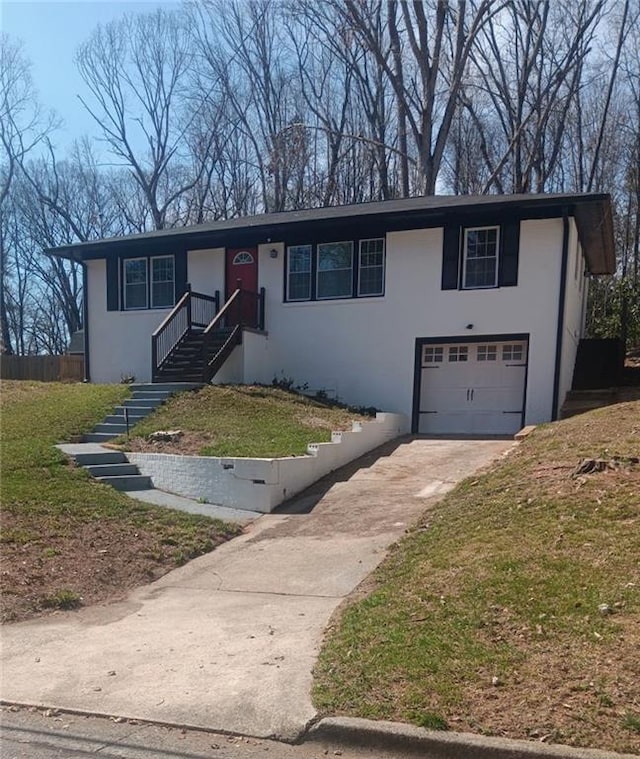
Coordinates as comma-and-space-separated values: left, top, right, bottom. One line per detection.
414, 335, 529, 435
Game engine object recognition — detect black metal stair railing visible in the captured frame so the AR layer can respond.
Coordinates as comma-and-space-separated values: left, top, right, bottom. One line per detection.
151, 287, 220, 378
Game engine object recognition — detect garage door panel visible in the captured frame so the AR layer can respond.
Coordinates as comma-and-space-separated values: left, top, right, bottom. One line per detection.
418, 339, 527, 436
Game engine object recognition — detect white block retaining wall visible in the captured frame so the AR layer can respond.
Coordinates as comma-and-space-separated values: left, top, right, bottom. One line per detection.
127, 412, 408, 513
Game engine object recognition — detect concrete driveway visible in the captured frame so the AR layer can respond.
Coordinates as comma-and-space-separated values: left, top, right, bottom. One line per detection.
1, 438, 513, 741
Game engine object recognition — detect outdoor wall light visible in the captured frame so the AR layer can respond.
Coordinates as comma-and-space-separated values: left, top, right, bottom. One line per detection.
269, 248, 279, 259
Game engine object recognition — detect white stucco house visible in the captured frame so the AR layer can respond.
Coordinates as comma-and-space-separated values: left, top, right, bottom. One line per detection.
49, 193, 614, 437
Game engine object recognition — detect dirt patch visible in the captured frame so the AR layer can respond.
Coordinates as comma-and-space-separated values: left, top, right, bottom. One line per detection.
116, 430, 218, 457
0, 512, 237, 624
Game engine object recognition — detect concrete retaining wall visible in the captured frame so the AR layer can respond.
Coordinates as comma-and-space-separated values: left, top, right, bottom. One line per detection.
127, 412, 408, 513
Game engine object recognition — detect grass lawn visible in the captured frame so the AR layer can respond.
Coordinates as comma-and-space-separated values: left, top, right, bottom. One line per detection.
0, 381, 241, 623
119, 384, 373, 458
313, 395, 640, 753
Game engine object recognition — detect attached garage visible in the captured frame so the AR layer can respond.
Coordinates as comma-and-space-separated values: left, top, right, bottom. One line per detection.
415, 335, 529, 436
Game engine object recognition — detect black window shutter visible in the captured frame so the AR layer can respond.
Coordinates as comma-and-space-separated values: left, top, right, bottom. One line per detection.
441, 225, 461, 290
499, 220, 520, 287
174, 252, 188, 298
106, 257, 119, 311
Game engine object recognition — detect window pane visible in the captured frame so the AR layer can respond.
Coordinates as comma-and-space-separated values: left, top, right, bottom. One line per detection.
152, 282, 174, 308
124, 259, 147, 309
359, 239, 384, 296
151, 256, 174, 308
318, 242, 353, 298
464, 227, 498, 288
287, 246, 312, 300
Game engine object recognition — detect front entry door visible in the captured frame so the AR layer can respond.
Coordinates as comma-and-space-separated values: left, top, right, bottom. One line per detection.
225, 247, 258, 325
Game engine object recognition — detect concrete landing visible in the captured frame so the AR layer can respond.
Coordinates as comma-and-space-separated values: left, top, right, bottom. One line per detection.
126, 489, 262, 524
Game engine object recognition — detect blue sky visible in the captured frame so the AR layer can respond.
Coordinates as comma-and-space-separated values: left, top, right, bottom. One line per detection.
1, 0, 180, 154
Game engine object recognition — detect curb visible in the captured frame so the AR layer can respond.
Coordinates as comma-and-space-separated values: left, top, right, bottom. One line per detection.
305, 717, 638, 759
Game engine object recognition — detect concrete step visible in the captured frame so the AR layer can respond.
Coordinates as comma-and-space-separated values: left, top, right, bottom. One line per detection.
82, 432, 120, 443
86, 463, 140, 477
93, 423, 128, 435
96, 474, 153, 491
103, 414, 147, 426
122, 398, 165, 408
130, 391, 172, 401
113, 405, 154, 417
131, 383, 202, 392
73, 451, 128, 466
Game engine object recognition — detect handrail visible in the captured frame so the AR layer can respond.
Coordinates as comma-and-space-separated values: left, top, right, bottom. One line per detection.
152, 289, 190, 338
152, 288, 220, 378
203, 289, 241, 335
203, 324, 242, 383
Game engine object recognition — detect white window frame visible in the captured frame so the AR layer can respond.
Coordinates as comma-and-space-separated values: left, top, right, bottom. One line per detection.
150, 255, 175, 309
357, 238, 385, 297
233, 251, 255, 265
448, 346, 468, 362
477, 344, 497, 362
316, 241, 353, 300
123, 257, 148, 310
462, 226, 500, 290
123, 255, 176, 310
286, 245, 312, 302
423, 346, 444, 365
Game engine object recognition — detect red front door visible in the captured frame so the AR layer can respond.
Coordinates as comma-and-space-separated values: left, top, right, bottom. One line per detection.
225, 247, 259, 325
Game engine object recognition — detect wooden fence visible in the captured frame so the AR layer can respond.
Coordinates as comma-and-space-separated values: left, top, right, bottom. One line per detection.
0, 355, 85, 382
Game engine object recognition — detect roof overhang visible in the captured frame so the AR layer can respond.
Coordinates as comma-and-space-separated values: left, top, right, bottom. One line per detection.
47, 192, 616, 275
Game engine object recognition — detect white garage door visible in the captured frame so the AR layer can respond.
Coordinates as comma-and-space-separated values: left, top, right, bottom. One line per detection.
418, 340, 527, 435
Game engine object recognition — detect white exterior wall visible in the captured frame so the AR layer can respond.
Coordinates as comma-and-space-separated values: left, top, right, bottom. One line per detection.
254, 221, 564, 425
87, 217, 576, 427
558, 219, 588, 414
87, 260, 173, 383
87, 249, 225, 384
187, 247, 224, 297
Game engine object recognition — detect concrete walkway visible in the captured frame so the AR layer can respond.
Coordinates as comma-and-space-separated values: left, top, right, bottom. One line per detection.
1, 438, 513, 741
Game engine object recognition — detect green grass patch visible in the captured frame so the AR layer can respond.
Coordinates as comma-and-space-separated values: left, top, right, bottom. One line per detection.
40, 589, 82, 610
120, 384, 373, 457
313, 398, 640, 753
0, 381, 242, 622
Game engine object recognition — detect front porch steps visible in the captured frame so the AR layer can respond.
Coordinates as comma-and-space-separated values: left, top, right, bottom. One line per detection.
153, 328, 235, 383
82, 382, 202, 443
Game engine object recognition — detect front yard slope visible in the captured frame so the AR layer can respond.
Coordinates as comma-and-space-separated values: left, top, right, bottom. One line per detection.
120, 384, 375, 458
313, 395, 640, 754
0, 382, 240, 623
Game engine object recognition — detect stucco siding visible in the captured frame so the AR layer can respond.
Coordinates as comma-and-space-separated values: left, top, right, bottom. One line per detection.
87, 259, 172, 383
558, 218, 588, 413
253, 221, 564, 424
187, 247, 224, 297
86, 216, 572, 428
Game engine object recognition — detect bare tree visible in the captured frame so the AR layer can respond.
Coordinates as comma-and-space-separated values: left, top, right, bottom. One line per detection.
0, 34, 55, 354
76, 9, 215, 229
328, 0, 498, 195
461, 0, 605, 194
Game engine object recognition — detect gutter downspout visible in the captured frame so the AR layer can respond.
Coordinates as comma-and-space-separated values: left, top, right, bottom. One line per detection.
552, 209, 570, 420
80, 258, 90, 382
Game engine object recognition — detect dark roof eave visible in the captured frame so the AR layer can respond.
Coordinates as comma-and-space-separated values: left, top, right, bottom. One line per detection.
46, 193, 615, 274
